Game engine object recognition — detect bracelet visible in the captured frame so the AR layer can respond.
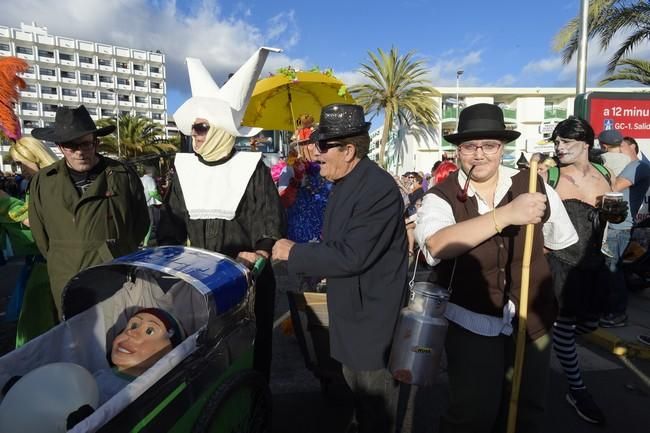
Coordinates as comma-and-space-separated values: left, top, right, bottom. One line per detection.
492, 208, 502, 234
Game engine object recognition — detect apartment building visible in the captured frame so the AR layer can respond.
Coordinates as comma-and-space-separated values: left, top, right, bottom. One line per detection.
0, 22, 167, 169
370, 86, 648, 174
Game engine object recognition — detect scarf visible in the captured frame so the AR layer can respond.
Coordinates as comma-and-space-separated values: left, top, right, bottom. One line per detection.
193, 124, 236, 162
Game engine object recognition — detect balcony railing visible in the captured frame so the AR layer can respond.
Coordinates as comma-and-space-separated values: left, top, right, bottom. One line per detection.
502, 108, 517, 123
442, 106, 459, 123
544, 108, 567, 120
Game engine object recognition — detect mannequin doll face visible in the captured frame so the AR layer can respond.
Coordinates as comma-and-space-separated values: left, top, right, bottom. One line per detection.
111, 312, 173, 376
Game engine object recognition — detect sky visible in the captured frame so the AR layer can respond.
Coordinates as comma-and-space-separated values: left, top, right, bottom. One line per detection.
4, 0, 649, 115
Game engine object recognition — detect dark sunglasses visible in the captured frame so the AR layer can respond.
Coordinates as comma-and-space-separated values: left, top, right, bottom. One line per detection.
60, 138, 99, 151
316, 140, 345, 153
191, 122, 210, 135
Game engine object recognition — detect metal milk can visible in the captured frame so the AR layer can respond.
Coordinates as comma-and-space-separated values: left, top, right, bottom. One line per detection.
389, 282, 450, 386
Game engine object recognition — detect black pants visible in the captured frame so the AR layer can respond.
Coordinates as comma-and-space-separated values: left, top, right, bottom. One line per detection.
342, 365, 399, 433
253, 262, 276, 382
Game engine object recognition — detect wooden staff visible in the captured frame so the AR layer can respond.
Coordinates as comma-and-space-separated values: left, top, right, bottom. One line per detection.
507, 156, 539, 433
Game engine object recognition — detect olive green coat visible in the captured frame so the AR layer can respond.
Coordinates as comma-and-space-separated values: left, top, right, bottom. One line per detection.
29, 157, 149, 315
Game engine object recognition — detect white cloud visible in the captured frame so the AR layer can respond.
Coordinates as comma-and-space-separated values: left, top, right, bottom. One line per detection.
3, 0, 305, 106
426, 50, 483, 86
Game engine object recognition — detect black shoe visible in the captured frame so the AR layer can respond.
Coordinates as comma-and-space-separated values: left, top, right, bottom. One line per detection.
599, 313, 628, 328
638, 334, 650, 347
566, 388, 606, 425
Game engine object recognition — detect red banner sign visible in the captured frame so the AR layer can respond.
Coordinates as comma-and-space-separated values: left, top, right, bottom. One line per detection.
588, 97, 650, 139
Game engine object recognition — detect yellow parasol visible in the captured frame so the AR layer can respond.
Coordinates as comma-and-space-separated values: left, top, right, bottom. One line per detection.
242, 70, 356, 132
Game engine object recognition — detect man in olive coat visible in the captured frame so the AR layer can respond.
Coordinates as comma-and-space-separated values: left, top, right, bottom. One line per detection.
273, 104, 408, 433
30, 105, 149, 316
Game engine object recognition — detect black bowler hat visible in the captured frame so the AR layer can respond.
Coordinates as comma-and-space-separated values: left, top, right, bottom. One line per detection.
312, 103, 371, 142
444, 103, 520, 145
32, 105, 115, 143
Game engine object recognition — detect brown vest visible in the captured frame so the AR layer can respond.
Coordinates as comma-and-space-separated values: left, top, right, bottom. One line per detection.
429, 170, 557, 340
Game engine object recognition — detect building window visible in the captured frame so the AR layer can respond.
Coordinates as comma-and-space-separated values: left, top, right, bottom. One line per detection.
117, 61, 129, 69
151, 97, 161, 105
61, 70, 76, 79
99, 75, 113, 83
21, 102, 38, 111
80, 73, 94, 81
100, 92, 114, 100
38, 49, 54, 58
101, 109, 115, 117
59, 52, 74, 61
86, 107, 97, 115
150, 66, 160, 74
43, 104, 58, 112
120, 110, 130, 116
81, 90, 95, 98
40, 68, 55, 76
98, 58, 112, 66
62, 88, 77, 97
150, 82, 161, 89
135, 96, 147, 103
117, 77, 129, 85
23, 84, 37, 92
79, 55, 93, 64
24, 120, 38, 127
0, 43, 9, 51
118, 95, 130, 102
133, 64, 145, 71
41, 87, 57, 95
16, 46, 33, 55
136, 112, 147, 117
26, 66, 35, 74
152, 113, 161, 120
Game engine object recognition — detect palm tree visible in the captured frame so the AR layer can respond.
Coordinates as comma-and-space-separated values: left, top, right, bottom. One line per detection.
554, 1, 650, 77
598, 58, 650, 85
350, 47, 440, 168
96, 115, 178, 159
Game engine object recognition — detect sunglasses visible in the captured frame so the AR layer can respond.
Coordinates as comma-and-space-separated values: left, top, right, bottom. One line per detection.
191, 122, 210, 135
315, 140, 345, 153
60, 138, 99, 151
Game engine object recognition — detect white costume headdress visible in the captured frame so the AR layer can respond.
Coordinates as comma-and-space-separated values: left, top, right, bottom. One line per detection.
173, 47, 282, 137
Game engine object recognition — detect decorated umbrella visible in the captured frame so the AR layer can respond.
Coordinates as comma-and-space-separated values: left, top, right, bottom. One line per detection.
242, 68, 356, 132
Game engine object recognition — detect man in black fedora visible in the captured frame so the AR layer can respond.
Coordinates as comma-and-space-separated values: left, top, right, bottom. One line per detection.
29, 105, 149, 316
415, 103, 578, 432
273, 103, 408, 433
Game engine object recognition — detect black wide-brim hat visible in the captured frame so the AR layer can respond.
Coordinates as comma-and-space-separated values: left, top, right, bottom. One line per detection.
32, 105, 115, 143
444, 103, 520, 145
312, 103, 371, 143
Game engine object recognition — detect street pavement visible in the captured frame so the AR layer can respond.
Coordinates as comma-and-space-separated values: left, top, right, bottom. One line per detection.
0, 257, 648, 432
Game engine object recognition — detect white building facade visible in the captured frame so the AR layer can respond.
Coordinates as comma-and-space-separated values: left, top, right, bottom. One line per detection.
0, 22, 167, 168
372, 86, 648, 174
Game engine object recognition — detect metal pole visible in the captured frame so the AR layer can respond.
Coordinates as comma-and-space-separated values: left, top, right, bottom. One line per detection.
576, 0, 589, 94
456, 69, 464, 132
117, 112, 121, 159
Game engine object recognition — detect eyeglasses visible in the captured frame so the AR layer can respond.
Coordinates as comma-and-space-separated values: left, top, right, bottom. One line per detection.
191, 122, 210, 135
458, 142, 502, 155
60, 138, 98, 151
315, 141, 345, 153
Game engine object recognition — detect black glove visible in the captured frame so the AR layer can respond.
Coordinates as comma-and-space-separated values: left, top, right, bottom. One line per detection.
600, 199, 629, 225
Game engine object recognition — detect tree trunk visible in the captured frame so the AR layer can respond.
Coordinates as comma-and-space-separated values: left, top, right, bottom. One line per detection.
379, 107, 393, 169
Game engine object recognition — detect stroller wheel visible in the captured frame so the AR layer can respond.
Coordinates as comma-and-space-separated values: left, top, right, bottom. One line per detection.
193, 370, 271, 433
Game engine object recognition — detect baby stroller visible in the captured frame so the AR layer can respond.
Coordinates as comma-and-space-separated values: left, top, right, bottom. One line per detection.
0, 246, 270, 432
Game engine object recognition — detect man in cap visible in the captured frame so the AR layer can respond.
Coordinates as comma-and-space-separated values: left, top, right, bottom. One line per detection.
545, 117, 628, 425
29, 105, 149, 316
598, 129, 630, 176
416, 103, 577, 433
273, 103, 408, 433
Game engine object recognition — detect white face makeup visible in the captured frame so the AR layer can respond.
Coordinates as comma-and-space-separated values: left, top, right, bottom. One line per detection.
554, 137, 589, 165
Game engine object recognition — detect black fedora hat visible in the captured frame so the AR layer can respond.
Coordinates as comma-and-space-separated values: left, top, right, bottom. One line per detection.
444, 103, 520, 145
312, 104, 371, 143
32, 105, 115, 143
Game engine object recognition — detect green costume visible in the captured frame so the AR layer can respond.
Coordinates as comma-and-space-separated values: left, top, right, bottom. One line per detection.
29, 157, 149, 316
0, 193, 57, 347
